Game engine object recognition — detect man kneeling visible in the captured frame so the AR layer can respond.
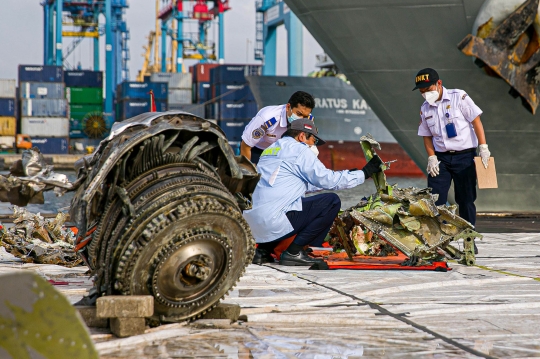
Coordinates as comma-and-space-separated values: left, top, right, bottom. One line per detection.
243, 119, 383, 266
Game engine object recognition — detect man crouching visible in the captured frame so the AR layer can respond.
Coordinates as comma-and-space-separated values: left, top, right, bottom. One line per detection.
243, 118, 383, 266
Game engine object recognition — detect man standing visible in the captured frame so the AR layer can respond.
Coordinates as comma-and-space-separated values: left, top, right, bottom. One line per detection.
241, 91, 315, 164
414, 68, 490, 234
244, 119, 383, 266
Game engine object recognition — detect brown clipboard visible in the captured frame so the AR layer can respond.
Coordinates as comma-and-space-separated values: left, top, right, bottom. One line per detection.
474, 157, 498, 189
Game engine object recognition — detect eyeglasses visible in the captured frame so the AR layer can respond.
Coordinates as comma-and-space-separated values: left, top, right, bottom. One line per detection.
307, 133, 319, 145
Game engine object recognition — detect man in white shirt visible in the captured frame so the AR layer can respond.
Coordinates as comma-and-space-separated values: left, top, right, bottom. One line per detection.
240, 91, 315, 164
415, 68, 490, 252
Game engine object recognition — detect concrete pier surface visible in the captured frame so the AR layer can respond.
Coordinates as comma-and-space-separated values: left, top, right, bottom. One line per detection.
0, 232, 539, 358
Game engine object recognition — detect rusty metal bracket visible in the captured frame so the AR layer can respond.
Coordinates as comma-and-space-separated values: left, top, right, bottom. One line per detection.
458, 0, 540, 113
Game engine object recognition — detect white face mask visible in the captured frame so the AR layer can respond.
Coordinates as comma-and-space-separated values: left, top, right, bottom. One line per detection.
422, 87, 440, 106
309, 145, 319, 157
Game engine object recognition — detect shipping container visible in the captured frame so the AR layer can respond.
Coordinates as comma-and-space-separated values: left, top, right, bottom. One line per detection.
210, 65, 261, 84
64, 70, 103, 88
20, 82, 65, 99
70, 111, 99, 122
190, 63, 219, 83
150, 72, 192, 88
217, 101, 258, 120
21, 117, 69, 137
116, 82, 168, 101
205, 103, 215, 119
69, 117, 84, 131
218, 119, 250, 142
168, 88, 192, 105
212, 84, 255, 102
18, 65, 63, 83
21, 99, 68, 117
31, 137, 69, 154
0, 117, 16, 136
66, 87, 103, 104
0, 98, 16, 117
69, 129, 86, 138
0, 79, 16, 98
70, 103, 103, 114
168, 104, 206, 118
195, 82, 211, 103
116, 99, 167, 120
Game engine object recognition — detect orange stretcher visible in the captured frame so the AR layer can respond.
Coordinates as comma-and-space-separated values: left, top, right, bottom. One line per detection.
310, 250, 451, 272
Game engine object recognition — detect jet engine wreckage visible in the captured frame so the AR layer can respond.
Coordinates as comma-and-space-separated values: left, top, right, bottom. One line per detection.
328, 135, 482, 267
0, 111, 259, 323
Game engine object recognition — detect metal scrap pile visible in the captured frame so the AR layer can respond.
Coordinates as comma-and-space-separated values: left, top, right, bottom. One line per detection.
0, 147, 77, 207
329, 134, 482, 266
0, 206, 81, 267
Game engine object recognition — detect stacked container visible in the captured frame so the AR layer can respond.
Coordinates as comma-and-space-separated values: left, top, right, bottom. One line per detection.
151, 72, 192, 109
65, 70, 104, 140
0, 79, 17, 151
18, 65, 69, 154
210, 64, 261, 153
190, 63, 218, 107
115, 82, 168, 121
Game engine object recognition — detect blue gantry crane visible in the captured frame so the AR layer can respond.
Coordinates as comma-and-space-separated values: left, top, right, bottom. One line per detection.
157, 0, 229, 73
42, 0, 129, 128
254, 0, 303, 76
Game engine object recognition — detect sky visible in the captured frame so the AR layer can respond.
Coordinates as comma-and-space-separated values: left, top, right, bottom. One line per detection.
0, 0, 323, 81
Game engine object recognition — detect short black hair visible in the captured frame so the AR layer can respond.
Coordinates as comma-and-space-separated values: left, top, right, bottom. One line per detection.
282, 128, 314, 140
288, 91, 315, 110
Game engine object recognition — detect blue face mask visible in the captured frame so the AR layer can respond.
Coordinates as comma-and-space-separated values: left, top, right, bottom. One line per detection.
288, 112, 314, 123
288, 113, 301, 123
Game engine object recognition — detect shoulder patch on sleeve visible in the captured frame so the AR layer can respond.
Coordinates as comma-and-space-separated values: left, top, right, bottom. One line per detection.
252, 127, 265, 139
262, 117, 277, 130
462, 93, 468, 100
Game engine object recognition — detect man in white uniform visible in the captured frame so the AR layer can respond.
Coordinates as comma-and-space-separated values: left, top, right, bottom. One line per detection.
240, 91, 315, 164
414, 68, 490, 252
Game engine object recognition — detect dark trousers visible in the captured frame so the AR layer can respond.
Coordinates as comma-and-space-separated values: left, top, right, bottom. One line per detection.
251, 147, 264, 164
429, 151, 477, 225
259, 193, 341, 250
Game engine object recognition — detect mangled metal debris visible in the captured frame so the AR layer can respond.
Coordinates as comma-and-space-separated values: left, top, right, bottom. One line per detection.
0, 206, 81, 267
0, 147, 79, 206
329, 134, 482, 266
458, 0, 540, 113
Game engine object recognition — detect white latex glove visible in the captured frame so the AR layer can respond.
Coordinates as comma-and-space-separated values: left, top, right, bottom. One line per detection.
427, 155, 440, 177
479, 144, 490, 169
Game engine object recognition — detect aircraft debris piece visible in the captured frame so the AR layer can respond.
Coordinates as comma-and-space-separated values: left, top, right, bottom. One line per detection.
0, 272, 98, 359
0, 147, 80, 206
0, 206, 81, 266
329, 134, 482, 266
458, 0, 540, 113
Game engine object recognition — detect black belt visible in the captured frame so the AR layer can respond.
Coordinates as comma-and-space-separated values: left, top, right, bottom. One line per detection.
435, 148, 476, 155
